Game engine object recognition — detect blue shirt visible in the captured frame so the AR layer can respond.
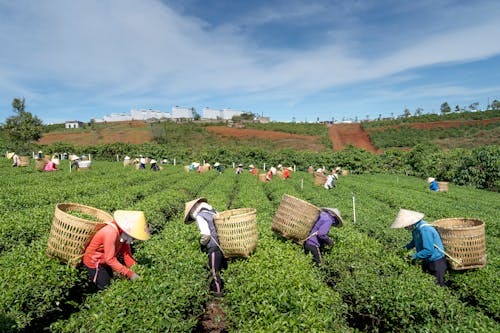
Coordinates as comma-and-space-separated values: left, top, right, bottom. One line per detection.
405, 220, 445, 262
429, 180, 439, 191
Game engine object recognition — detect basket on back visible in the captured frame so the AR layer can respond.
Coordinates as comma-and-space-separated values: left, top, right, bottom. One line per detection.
432, 218, 486, 270
437, 181, 449, 192
313, 172, 326, 186
47, 203, 113, 266
19, 156, 30, 167
271, 194, 321, 244
214, 208, 258, 259
259, 173, 267, 182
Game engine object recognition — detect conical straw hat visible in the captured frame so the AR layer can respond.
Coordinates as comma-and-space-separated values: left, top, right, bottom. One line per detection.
7, 152, 15, 159
114, 210, 150, 240
426, 177, 435, 183
391, 209, 424, 228
184, 197, 207, 224
322, 208, 344, 227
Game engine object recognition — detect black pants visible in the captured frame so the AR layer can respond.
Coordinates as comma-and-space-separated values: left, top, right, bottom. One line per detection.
86, 265, 114, 291
423, 257, 447, 287
304, 243, 322, 266
207, 249, 227, 295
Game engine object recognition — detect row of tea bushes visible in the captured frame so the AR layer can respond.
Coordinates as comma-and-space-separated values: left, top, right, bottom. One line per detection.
222, 173, 351, 331
290, 172, 499, 331
51, 170, 231, 332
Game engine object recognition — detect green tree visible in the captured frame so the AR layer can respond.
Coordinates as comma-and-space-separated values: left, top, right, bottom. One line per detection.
403, 108, 411, 118
192, 109, 201, 121
469, 102, 479, 111
454, 105, 460, 112
414, 107, 423, 116
491, 99, 500, 110
440, 102, 451, 114
3, 97, 43, 151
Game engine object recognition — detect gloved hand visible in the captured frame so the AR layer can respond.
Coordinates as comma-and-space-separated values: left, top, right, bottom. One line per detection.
406, 254, 417, 264
131, 273, 140, 281
324, 238, 334, 246
200, 234, 210, 246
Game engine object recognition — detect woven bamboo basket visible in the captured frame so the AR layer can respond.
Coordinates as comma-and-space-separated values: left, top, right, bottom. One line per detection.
19, 156, 30, 167
271, 194, 321, 244
432, 218, 486, 270
123, 160, 132, 166
438, 181, 449, 192
341, 170, 349, 176
214, 208, 258, 259
47, 203, 113, 266
35, 159, 47, 171
184, 165, 190, 172
201, 164, 211, 173
307, 167, 314, 174
313, 172, 326, 186
277, 171, 285, 179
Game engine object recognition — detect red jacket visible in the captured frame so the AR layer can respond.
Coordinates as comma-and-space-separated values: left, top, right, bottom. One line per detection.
83, 221, 137, 279
283, 169, 291, 178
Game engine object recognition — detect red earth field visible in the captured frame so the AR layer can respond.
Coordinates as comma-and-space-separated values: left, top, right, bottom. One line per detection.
38, 118, 498, 151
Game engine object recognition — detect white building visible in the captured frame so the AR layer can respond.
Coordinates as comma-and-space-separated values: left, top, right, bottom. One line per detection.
65, 120, 84, 128
202, 107, 245, 120
172, 106, 194, 119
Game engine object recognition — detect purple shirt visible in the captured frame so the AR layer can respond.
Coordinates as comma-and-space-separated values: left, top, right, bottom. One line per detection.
305, 211, 335, 247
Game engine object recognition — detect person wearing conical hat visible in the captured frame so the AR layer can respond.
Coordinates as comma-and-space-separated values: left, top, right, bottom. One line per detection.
150, 159, 160, 171
248, 164, 257, 175
83, 210, 150, 290
138, 155, 146, 169
214, 162, 223, 175
304, 208, 343, 266
235, 164, 244, 174
70, 155, 80, 170
426, 177, 439, 192
324, 169, 338, 190
391, 209, 447, 286
10, 152, 20, 167
283, 167, 292, 179
184, 198, 227, 297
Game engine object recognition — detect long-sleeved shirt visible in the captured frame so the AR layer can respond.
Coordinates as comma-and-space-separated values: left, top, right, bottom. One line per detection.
429, 180, 439, 191
83, 221, 137, 279
405, 220, 445, 262
305, 211, 335, 247
196, 209, 220, 253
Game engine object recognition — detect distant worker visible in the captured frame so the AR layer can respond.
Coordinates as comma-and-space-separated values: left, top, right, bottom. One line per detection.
150, 159, 160, 171
214, 162, 223, 175
37, 150, 43, 159
9, 152, 20, 167
83, 210, 150, 290
391, 209, 447, 287
304, 208, 343, 265
427, 177, 439, 192
235, 164, 244, 174
190, 162, 200, 171
139, 155, 146, 169
265, 166, 277, 181
44, 158, 58, 172
184, 198, 227, 297
324, 170, 338, 189
71, 156, 80, 170
249, 164, 258, 175
283, 167, 292, 179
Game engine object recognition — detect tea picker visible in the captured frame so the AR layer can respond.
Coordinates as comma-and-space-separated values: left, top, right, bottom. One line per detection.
83, 210, 150, 290
184, 198, 227, 297
391, 209, 447, 287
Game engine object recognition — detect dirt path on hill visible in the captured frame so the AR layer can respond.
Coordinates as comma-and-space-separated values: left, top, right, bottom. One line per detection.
328, 123, 379, 153
366, 117, 500, 131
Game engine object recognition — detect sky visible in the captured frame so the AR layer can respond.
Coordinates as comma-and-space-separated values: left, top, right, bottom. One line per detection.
0, 0, 499, 124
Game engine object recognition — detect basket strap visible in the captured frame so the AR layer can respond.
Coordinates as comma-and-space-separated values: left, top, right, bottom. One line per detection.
433, 244, 463, 266
300, 231, 318, 244
211, 236, 225, 256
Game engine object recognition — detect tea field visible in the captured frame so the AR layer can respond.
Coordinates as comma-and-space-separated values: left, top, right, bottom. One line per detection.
0, 159, 498, 332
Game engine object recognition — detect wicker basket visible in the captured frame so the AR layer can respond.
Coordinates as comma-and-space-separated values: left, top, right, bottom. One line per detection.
46, 203, 113, 266
341, 170, 348, 176
123, 160, 132, 166
432, 218, 486, 270
313, 172, 326, 186
19, 156, 30, 167
35, 159, 47, 171
214, 208, 258, 259
259, 173, 267, 182
271, 194, 321, 244
438, 181, 449, 192
184, 165, 190, 172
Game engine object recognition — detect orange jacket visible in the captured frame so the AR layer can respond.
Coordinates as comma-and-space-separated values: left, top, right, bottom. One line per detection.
83, 221, 137, 279
283, 169, 291, 178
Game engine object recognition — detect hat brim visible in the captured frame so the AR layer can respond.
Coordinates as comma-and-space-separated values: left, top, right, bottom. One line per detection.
114, 210, 150, 240
391, 209, 424, 228
184, 197, 207, 224
322, 208, 343, 227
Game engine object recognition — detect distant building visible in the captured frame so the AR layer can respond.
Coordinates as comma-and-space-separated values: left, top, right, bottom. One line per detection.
202, 107, 245, 120
65, 120, 84, 129
171, 106, 194, 119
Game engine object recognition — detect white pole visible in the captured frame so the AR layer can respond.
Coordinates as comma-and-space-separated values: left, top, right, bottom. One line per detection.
232, 162, 235, 168
116, 154, 119, 162
69, 159, 71, 173
203, 159, 205, 165
301, 178, 304, 190
263, 163, 266, 171
352, 192, 356, 224
294, 164, 296, 172
89, 154, 92, 161
174, 158, 176, 166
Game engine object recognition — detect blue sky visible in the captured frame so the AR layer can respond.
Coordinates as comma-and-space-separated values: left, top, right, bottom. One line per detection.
0, 0, 499, 124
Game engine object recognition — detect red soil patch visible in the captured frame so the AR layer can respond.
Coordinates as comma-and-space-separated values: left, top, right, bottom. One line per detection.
367, 117, 500, 131
206, 126, 325, 151
38, 122, 153, 146
329, 123, 380, 153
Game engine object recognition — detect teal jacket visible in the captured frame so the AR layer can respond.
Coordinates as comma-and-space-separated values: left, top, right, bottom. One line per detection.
405, 220, 445, 262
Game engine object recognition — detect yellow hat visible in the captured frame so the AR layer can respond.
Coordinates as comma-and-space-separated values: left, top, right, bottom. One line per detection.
184, 197, 207, 224
391, 209, 424, 228
7, 152, 15, 159
51, 158, 60, 165
114, 210, 150, 240
287, 167, 293, 171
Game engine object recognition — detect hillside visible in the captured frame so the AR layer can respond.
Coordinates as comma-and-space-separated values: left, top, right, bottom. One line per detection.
37, 115, 500, 152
